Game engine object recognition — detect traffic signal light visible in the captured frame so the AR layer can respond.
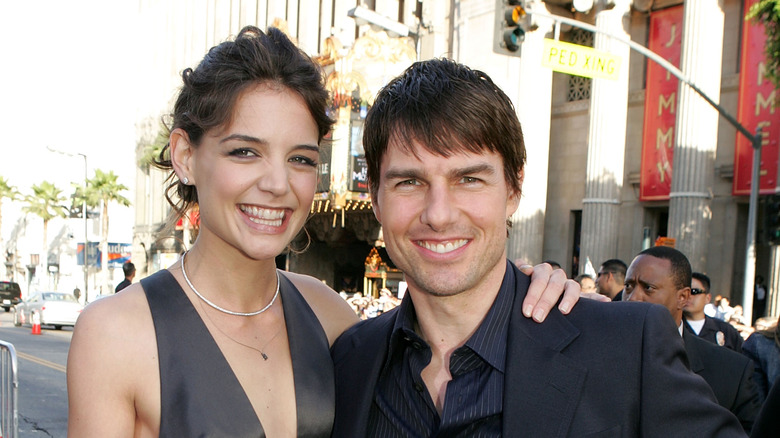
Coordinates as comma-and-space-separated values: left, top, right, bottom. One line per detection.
765, 195, 780, 245
493, 0, 531, 57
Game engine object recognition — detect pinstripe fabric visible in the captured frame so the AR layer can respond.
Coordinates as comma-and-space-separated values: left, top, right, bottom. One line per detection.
366, 269, 514, 437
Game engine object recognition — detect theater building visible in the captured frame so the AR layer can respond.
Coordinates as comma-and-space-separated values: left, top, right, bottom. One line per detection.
131, 0, 779, 314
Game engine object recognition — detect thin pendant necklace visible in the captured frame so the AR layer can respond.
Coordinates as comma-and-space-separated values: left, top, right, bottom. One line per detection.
181, 251, 280, 317
198, 298, 282, 360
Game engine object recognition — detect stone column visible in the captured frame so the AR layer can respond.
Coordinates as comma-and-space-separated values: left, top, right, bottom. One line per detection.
668, 0, 725, 271
507, 12, 556, 265
579, 0, 632, 273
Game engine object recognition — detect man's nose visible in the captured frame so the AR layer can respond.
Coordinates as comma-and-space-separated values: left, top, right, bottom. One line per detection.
421, 185, 458, 230
625, 289, 645, 302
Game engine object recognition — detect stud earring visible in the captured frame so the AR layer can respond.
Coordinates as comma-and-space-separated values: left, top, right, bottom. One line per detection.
183, 177, 189, 185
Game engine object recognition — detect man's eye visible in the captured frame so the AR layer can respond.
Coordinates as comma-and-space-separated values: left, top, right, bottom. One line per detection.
462, 176, 479, 184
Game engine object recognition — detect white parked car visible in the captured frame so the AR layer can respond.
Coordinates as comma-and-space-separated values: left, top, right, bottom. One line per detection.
13, 292, 83, 330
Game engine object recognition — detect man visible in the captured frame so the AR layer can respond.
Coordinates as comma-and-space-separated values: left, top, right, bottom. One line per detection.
624, 246, 762, 432
752, 378, 780, 437
753, 275, 767, 324
684, 272, 744, 352
596, 258, 626, 300
574, 274, 596, 293
115, 261, 135, 292
331, 59, 744, 437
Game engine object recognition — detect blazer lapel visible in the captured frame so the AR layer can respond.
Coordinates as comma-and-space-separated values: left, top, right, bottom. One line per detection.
334, 313, 395, 437
503, 264, 587, 438
682, 329, 705, 373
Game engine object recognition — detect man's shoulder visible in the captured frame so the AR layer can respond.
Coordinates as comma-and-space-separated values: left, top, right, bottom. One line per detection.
331, 309, 396, 357
688, 330, 751, 368
562, 296, 671, 327
515, 296, 676, 353
706, 315, 739, 333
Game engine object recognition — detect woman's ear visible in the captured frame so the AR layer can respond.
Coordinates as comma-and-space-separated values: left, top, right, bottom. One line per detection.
170, 128, 194, 184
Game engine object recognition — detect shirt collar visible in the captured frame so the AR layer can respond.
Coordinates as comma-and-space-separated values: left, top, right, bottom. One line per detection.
386, 259, 516, 372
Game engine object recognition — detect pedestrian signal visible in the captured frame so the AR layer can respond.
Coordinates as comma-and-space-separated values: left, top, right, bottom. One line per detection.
765, 195, 780, 245
493, 0, 532, 56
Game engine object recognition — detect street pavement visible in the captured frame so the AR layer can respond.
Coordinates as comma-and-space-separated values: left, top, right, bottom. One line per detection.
0, 311, 71, 438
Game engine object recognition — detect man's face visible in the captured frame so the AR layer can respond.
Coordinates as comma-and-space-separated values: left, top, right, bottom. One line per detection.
580, 276, 596, 293
624, 255, 690, 323
596, 268, 613, 296
684, 278, 710, 317
371, 140, 521, 298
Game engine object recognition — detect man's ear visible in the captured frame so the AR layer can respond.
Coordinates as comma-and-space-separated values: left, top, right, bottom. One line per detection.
170, 128, 195, 184
678, 287, 691, 310
506, 168, 524, 216
370, 189, 382, 224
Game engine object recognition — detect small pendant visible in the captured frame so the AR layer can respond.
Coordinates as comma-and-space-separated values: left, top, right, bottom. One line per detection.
261, 352, 268, 361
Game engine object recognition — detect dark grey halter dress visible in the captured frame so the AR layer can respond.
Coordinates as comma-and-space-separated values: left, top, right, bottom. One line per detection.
141, 269, 334, 437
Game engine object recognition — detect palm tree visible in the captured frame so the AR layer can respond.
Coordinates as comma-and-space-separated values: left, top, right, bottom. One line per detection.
137, 128, 169, 169
23, 181, 69, 286
79, 169, 130, 293
0, 176, 21, 278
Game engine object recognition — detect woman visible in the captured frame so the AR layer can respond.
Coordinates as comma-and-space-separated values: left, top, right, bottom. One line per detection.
743, 317, 780, 401
67, 26, 578, 437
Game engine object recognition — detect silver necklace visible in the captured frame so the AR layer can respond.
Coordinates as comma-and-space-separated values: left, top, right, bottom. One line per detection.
181, 251, 280, 317
198, 298, 282, 360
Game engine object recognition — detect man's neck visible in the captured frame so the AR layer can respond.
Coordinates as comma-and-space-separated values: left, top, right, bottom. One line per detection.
409, 261, 507, 355
686, 311, 705, 321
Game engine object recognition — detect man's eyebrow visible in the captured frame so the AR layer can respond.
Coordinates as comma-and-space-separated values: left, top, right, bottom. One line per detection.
383, 168, 423, 181
450, 163, 496, 179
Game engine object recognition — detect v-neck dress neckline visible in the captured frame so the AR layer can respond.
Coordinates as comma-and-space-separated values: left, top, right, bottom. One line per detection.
141, 269, 334, 437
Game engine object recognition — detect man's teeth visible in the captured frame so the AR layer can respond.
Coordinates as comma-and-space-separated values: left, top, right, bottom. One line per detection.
239, 205, 284, 226
419, 239, 468, 253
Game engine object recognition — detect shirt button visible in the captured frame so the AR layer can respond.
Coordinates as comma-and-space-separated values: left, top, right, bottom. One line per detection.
414, 383, 424, 392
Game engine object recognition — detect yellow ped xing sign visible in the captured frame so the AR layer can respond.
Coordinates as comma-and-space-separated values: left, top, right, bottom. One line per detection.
542, 39, 622, 81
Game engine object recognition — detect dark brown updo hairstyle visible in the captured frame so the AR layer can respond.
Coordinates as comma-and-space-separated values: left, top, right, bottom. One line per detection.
153, 26, 333, 229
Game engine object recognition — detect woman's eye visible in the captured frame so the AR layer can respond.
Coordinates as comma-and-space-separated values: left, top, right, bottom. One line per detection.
228, 148, 257, 158
290, 156, 317, 167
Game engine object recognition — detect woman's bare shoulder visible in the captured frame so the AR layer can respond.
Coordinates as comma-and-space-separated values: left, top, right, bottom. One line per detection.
280, 271, 359, 345
68, 283, 160, 435
73, 284, 155, 353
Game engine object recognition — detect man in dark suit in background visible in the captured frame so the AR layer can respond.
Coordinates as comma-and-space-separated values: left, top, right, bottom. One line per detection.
684, 271, 744, 352
752, 379, 780, 437
596, 258, 627, 301
331, 58, 745, 437
115, 262, 135, 292
624, 246, 762, 432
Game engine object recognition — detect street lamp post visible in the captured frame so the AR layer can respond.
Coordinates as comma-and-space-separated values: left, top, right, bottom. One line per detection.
47, 147, 89, 302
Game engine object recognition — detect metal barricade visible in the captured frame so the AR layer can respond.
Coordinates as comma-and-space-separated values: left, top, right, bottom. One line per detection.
0, 341, 18, 438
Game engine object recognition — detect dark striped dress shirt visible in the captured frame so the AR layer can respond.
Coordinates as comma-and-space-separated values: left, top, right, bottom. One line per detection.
366, 267, 515, 437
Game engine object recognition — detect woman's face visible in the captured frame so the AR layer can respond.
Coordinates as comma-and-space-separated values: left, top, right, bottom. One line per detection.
185, 83, 320, 261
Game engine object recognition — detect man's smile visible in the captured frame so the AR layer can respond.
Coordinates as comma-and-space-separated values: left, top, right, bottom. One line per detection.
417, 239, 469, 254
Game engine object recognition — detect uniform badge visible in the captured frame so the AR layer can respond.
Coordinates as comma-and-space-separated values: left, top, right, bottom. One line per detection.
716, 331, 726, 346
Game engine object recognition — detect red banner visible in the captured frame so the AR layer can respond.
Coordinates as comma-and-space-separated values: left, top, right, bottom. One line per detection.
640, 6, 683, 201
733, 0, 780, 196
